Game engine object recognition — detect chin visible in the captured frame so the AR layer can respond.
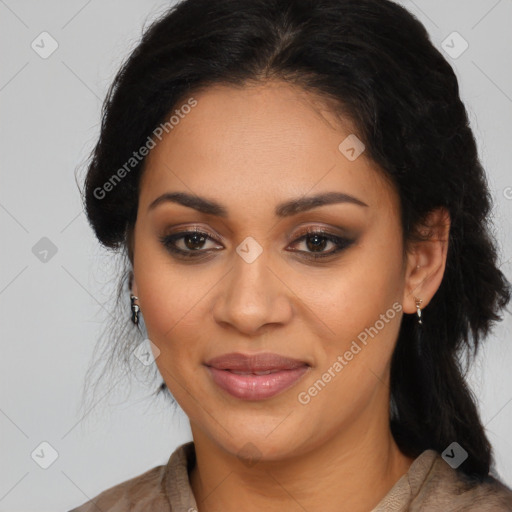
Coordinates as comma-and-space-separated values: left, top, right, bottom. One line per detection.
213, 424, 308, 463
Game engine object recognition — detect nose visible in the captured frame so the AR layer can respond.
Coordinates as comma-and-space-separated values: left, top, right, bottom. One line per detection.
211, 249, 294, 336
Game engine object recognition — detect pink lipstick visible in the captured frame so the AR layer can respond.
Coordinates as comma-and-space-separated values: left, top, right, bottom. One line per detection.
204, 352, 310, 400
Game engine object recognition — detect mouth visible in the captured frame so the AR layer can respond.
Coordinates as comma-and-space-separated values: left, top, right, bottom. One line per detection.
204, 352, 311, 400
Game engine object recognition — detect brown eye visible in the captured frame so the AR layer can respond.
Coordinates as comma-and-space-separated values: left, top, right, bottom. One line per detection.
159, 227, 355, 262
304, 233, 330, 252
159, 230, 223, 258
182, 232, 207, 250
289, 229, 355, 260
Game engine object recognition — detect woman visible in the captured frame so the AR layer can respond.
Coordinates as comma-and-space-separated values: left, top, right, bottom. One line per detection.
70, 0, 512, 510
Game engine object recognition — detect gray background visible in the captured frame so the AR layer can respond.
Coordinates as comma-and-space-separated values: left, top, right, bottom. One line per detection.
1, 1, 511, 510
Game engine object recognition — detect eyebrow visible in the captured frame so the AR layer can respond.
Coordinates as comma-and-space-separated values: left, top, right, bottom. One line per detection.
147, 191, 368, 217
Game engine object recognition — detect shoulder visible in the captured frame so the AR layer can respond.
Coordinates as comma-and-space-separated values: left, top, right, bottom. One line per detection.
414, 452, 512, 511
67, 463, 169, 512
67, 442, 195, 512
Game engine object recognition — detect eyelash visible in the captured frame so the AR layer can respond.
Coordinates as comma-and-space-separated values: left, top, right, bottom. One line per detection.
159, 227, 355, 262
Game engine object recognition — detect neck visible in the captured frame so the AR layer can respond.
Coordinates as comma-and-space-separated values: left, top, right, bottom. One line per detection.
189, 404, 415, 512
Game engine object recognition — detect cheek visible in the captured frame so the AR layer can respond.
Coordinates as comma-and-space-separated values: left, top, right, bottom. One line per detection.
295, 237, 404, 353
133, 224, 212, 336
132, 244, 203, 375
137, 271, 207, 360
135, 266, 204, 404
294, 260, 403, 434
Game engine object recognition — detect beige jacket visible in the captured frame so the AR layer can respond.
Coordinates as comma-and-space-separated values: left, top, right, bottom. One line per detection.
69, 441, 512, 511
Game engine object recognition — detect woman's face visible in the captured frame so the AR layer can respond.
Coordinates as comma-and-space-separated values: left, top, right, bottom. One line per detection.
132, 80, 415, 460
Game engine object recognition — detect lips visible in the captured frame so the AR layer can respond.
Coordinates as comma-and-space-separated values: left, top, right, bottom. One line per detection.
204, 352, 310, 400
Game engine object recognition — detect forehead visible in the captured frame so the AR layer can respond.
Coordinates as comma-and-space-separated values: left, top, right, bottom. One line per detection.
139, 81, 398, 216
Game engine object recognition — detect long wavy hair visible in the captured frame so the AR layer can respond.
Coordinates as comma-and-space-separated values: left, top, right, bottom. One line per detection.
79, 0, 511, 480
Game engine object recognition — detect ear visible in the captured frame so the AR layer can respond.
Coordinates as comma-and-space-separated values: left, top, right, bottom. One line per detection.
402, 207, 451, 315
